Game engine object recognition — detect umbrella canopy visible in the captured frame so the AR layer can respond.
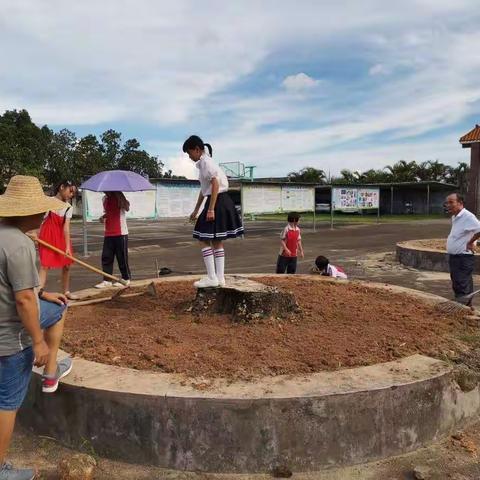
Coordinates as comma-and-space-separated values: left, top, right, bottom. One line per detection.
80, 170, 155, 192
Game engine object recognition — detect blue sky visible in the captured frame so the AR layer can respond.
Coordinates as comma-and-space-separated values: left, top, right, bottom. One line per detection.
1, 0, 479, 178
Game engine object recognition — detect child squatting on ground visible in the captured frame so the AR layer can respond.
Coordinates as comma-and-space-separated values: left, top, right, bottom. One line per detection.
276, 212, 304, 274
0, 176, 73, 480
183, 135, 244, 288
95, 191, 132, 289
37, 180, 78, 300
310, 255, 348, 279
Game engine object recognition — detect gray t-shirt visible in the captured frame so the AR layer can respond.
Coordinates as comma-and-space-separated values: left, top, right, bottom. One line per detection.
0, 224, 39, 356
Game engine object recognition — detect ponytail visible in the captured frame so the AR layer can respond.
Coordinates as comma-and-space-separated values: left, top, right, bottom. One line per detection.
204, 143, 213, 157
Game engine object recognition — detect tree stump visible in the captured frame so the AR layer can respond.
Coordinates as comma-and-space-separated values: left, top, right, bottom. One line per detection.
191, 276, 300, 322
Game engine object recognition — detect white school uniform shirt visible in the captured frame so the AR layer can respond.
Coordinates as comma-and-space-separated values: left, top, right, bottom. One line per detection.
327, 264, 348, 279
446, 207, 480, 255
196, 153, 229, 196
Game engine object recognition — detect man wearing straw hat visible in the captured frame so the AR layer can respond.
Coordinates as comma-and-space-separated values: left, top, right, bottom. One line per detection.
0, 176, 73, 480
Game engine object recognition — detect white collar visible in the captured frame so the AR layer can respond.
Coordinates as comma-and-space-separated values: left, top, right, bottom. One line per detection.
454, 208, 466, 219
195, 152, 210, 169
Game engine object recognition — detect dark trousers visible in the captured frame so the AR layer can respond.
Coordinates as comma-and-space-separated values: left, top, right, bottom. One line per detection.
102, 235, 131, 281
276, 255, 297, 274
449, 254, 475, 304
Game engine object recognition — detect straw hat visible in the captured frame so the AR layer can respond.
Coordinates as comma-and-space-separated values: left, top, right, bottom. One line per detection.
0, 175, 68, 217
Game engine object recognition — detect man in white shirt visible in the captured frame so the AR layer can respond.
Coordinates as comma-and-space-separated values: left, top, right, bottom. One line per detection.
445, 193, 480, 305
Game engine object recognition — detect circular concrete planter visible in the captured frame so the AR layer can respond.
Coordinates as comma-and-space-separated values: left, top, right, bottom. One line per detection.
396, 239, 480, 272
19, 276, 480, 473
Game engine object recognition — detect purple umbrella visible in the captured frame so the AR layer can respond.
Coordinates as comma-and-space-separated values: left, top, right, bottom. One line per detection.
80, 170, 155, 192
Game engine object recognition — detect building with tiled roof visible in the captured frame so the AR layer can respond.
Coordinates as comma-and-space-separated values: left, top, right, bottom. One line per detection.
461, 124, 480, 214
460, 124, 480, 146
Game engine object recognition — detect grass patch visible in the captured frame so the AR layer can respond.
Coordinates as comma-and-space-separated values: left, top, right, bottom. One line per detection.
248, 213, 446, 223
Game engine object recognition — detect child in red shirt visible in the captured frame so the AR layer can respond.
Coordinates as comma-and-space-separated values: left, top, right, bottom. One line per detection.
276, 212, 304, 274
95, 191, 131, 288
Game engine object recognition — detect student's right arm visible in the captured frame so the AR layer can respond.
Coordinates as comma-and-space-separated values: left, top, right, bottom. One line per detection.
280, 239, 291, 256
14, 289, 49, 366
280, 227, 291, 256
190, 191, 204, 221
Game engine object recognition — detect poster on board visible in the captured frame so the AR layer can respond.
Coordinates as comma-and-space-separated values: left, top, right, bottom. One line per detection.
281, 186, 315, 212
332, 188, 358, 211
156, 183, 200, 218
357, 188, 379, 209
242, 184, 315, 214
242, 184, 282, 214
84, 190, 157, 222
332, 187, 380, 211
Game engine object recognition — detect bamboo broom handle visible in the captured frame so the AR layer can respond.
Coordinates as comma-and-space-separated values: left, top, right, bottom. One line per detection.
34, 237, 128, 286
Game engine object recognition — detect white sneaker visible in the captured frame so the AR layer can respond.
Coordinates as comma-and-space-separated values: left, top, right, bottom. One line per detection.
94, 280, 113, 289
194, 276, 219, 288
217, 277, 226, 287
113, 279, 130, 287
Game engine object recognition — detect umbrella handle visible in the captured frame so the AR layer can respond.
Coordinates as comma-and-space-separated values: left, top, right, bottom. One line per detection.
32, 236, 128, 286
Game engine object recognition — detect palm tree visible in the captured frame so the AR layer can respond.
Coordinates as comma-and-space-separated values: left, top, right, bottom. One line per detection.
287, 167, 327, 183
384, 160, 419, 182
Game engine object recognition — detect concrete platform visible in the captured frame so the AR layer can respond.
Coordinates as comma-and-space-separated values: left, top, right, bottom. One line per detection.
397, 239, 480, 272
18, 276, 480, 473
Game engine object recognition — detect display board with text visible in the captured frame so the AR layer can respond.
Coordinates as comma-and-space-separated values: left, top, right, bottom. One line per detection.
242, 184, 315, 214
84, 190, 157, 222
332, 187, 380, 211
156, 183, 200, 218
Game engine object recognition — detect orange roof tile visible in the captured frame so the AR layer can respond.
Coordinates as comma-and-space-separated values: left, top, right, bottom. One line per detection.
460, 124, 480, 144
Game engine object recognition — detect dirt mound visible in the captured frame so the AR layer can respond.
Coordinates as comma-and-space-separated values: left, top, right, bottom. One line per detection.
63, 277, 472, 380
408, 239, 446, 251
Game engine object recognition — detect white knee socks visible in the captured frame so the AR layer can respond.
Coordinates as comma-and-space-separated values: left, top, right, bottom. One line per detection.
202, 247, 217, 280
214, 248, 225, 283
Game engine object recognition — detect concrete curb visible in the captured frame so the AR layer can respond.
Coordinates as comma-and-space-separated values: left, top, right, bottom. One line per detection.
18, 275, 480, 473
396, 240, 480, 273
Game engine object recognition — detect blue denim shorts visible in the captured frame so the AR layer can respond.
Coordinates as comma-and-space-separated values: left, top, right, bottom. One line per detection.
0, 300, 67, 410
40, 299, 67, 329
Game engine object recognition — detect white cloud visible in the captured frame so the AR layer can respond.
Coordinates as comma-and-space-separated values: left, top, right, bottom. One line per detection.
163, 154, 198, 180
282, 73, 319, 92
369, 64, 389, 76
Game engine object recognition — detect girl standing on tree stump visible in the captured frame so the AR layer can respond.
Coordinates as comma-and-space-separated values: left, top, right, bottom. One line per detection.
183, 135, 244, 288
38, 180, 78, 299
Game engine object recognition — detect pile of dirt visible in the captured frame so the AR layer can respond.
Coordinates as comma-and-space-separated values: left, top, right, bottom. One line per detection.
409, 239, 447, 252
63, 277, 472, 380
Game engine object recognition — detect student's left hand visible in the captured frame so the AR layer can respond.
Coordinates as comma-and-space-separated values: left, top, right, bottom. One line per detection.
300, 251, 304, 259
206, 209, 215, 222
467, 241, 477, 253
41, 292, 68, 306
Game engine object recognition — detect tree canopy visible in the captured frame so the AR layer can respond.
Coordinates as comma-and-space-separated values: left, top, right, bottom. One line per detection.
332, 160, 469, 192
0, 109, 183, 190
288, 160, 469, 193
287, 167, 327, 183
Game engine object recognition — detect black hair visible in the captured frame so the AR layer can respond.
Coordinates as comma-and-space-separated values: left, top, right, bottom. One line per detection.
182, 135, 213, 157
53, 179, 76, 195
287, 212, 300, 223
315, 255, 329, 270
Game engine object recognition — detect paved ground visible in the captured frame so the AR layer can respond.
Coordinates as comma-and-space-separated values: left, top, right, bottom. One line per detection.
21, 217, 480, 478
46, 218, 457, 301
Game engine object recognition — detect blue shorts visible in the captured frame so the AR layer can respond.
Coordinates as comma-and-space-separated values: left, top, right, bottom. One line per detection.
40, 299, 67, 330
0, 300, 67, 410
